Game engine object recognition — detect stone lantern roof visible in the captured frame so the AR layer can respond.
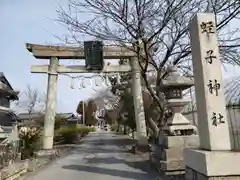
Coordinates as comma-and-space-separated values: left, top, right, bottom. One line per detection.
160, 66, 194, 91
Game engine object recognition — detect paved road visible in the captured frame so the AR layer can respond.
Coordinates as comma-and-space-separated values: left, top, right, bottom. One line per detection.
27, 130, 159, 180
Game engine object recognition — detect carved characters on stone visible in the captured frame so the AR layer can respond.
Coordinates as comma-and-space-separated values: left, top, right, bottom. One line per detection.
207, 79, 221, 96
205, 50, 216, 64
211, 112, 225, 127
200, 21, 214, 34
200, 19, 225, 128
190, 13, 232, 150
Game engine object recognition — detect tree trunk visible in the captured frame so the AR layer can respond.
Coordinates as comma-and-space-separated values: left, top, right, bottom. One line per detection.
117, 123, 120, 132
146, 118, 159, 136
123, 125, 127, 134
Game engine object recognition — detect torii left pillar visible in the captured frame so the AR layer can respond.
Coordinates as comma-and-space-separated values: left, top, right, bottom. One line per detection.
43, 57, 59, 150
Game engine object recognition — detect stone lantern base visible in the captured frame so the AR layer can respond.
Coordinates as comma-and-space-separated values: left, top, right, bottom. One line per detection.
150, 99, 199, 177
151, 133, 199, 176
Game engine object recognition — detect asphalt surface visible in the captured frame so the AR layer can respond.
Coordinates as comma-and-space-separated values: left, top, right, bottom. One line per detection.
26, 130, 160, 180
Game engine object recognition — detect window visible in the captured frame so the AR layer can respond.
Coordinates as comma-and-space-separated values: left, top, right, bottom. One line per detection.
0, 97, 10, 108
166, 88, 182, 99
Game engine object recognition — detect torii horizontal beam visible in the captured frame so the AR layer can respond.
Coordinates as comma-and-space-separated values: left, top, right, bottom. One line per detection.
31, 65, 131, 73
31, 63, 155, 74
26, 43, 136, 59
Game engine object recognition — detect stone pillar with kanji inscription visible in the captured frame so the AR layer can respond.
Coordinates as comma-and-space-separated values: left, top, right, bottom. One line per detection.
191, 14, 231, 151
184, 13, 240, 180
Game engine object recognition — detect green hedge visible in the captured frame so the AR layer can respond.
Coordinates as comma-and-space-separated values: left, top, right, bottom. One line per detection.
54, 115, 67, 130
55, 125, 95, 144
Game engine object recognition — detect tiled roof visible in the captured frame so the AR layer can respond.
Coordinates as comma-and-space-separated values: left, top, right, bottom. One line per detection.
0, 72, 13, 90
0, 72, 19, 100
17, 112, 44, 120
57, 112, 76, 119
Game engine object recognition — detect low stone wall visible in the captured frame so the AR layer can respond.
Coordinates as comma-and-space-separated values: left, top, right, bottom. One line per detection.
0, 144, 75, 180
0, 131, 88, 180
0, 157, 60, 180
0, 160, 28, 180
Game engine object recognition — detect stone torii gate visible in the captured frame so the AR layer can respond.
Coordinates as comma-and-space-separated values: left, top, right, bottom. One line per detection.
26, 43, 148, 150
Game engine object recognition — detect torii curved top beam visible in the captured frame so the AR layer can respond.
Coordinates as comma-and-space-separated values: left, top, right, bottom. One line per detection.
26, 43, 136, 59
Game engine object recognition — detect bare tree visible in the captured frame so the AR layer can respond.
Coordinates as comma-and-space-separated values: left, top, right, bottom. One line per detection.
13, 85, 46, 120
57, 0, 240, 136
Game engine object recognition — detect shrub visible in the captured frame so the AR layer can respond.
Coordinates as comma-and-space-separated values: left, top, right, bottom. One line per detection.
54, 115, 67, 130
56, 125, 93, 144
57, 126, 78, 144
110, 124, 119, 132
88, 126, 96, 132
19, 126, 42, 159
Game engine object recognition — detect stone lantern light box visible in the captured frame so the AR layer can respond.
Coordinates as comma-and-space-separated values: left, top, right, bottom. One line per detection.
160, 66, 197, 136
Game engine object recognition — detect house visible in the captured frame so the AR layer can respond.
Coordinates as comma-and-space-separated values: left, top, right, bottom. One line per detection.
0, 72, 19, 140
57, 112, 80, 125
0, 73, 19, 125
17, 112, 79, 126
17, 112, 45, 126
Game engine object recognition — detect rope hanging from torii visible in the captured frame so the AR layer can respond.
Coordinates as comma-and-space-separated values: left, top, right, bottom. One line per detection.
62, 69, 157, 90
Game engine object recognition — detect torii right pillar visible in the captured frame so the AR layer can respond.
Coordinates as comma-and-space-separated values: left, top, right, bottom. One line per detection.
130, 57, 148, 147
184, 13, 240, 180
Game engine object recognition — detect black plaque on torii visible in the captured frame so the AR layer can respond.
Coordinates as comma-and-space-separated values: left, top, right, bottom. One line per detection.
84, 41, 104, 70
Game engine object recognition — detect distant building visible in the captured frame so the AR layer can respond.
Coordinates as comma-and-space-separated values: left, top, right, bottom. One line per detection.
57, 112, 80, 125
17, 112, 45, 126
17, 112, 80, 126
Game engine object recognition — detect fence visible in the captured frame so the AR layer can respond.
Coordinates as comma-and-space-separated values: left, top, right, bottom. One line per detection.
227, 106, 240, 151
183, 106, 240, 151
0, 140, 21, 169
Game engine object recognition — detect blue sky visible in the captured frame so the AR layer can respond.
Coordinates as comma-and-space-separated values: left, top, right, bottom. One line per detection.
0, 0, 103, 113
1, 0, 240, 113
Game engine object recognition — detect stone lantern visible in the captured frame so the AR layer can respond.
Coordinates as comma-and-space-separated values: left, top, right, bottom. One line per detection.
160, 66, 197, 136
151, 66, 199, 176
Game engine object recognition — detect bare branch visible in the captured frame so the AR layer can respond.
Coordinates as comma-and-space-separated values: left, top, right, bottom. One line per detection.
56, 0, 240, 135
13, 85, 46, 119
